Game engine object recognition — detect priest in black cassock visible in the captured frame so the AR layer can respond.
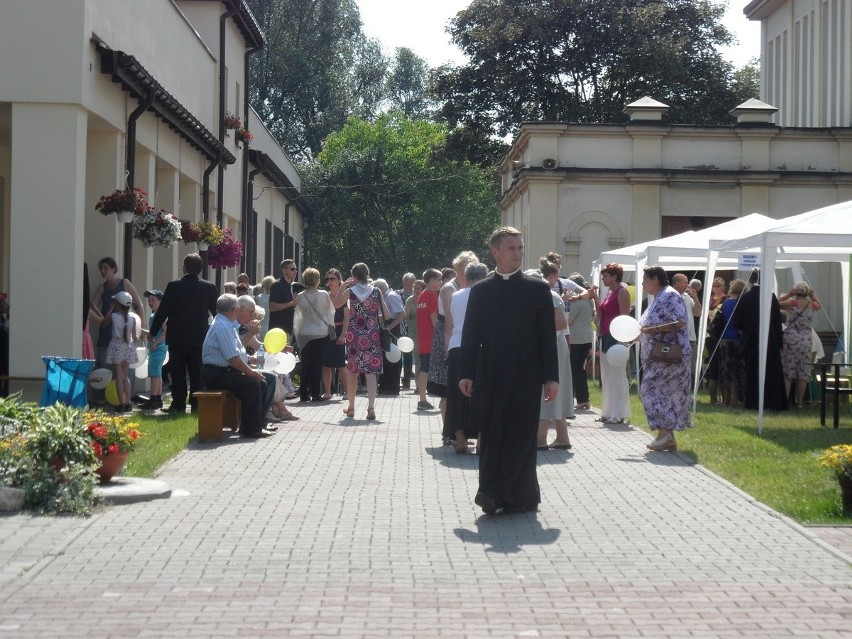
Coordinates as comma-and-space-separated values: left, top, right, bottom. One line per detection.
459, 227, 559, 515
731, 268, 788, 411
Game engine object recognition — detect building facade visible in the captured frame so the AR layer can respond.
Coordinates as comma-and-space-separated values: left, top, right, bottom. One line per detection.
0, 0, 308, 391
746, 0, 852, 128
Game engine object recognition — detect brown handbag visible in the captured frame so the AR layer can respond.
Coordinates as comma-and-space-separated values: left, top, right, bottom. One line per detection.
649, 341, 683, 364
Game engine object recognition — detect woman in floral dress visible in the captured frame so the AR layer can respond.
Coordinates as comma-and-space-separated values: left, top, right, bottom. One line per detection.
779, 282, 822, 408
638, 266, 692, 451
335, 262, 390, 420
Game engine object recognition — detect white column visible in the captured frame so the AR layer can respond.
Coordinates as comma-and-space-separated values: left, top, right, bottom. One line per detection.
10, 103, 87, 380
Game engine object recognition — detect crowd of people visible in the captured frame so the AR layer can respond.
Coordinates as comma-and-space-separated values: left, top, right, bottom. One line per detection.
83, 228, 827, 512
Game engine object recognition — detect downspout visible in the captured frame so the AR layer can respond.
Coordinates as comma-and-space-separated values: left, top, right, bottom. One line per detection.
242, 44, 263, 278
247, 163, 263, 281
217, 5, 239, 290
284, 202, 292, 262
124, 90, 155, 279
202, 156, 219, 281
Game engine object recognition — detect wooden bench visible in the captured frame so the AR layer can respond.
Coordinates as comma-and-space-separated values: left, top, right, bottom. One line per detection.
812, 363, 852, 429
193, 391, 240, 442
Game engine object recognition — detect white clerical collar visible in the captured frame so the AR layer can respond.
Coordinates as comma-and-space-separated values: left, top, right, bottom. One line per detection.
495, 267, 521, 280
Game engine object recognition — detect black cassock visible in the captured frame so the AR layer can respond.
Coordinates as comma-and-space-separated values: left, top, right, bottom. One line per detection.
731, 284, 788, 411
459, 271, 558, 510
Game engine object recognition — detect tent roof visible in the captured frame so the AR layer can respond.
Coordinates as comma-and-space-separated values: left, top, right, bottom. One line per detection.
711, 200, 852, 254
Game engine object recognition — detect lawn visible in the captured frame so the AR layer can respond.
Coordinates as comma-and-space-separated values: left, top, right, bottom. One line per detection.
588, 383, 852, 524
124, 386, 852, 525
123, 412, 198, 479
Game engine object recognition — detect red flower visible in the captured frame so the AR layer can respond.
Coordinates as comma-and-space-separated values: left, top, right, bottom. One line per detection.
92, 441, 103, 457
129, 430, 139, 441
107, 443, 120, 455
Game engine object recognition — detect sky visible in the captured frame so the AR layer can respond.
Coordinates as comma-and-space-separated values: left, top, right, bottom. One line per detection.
356, 1, 760, 69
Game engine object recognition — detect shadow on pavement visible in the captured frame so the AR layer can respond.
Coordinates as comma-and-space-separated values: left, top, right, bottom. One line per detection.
454, 516, 561, 553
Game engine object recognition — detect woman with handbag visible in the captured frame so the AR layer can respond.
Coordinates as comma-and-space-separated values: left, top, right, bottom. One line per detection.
638, 265, 692, 451
293, 267, 335, 403
334, 262, 391, 420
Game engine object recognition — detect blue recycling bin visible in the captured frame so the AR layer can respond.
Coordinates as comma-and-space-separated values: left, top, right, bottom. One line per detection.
40, 357, 95, 408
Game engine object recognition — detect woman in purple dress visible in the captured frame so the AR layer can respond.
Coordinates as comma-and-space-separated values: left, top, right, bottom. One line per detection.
638, 266, 692, 451
335, 262, 390, 420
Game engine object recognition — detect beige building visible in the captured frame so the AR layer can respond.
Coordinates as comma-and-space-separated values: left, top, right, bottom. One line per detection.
0, 0, 308, 392
746, 0, 852, 128
498, 1, 852, 331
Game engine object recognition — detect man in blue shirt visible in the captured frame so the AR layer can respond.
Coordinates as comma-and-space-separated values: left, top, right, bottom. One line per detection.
201, 294, 274, 439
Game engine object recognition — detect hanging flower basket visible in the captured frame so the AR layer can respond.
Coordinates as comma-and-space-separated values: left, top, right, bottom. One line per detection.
235, 128, 253, 147
95, 188, 149, 221
224, 112, 242, 131
131, 209, 182, 248
207, 228, 244, 269
196, 220, 225, 247
180, 220, 203, 244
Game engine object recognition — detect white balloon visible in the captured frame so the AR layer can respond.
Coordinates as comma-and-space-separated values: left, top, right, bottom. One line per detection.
89, 368, 112, 389
134, 358, 149, 379
263, 354, 280, 371
276, 352, 297, 375
397, 336, 414, 353
130, 346, 148, 368
606, 343, 630, 367
386, 343, 401, 363
610, 315, 641, 343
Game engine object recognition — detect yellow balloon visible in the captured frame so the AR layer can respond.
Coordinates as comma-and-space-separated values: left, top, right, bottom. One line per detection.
105, 380, 120, 406
627, 285, 636, 304
263, 328, 288, 355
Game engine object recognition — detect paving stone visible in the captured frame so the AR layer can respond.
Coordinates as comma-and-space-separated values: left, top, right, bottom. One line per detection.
0, 394, 849, 637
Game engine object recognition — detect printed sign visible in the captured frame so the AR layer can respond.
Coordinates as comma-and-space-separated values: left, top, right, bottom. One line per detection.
738, 253, 760, 269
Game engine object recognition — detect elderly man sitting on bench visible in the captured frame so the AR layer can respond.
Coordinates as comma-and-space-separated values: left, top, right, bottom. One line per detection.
201, 294, 275, 439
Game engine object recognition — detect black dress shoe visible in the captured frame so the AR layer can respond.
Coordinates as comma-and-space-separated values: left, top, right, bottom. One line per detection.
474, 491, 498, 515
165, 404, 186, 413
503, 504, 539, 514
241, 430, 274, 439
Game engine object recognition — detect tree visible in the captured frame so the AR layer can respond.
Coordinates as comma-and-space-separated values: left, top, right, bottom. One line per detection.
385, 48, 433, 119
246, 0, 386, 163
432, 0, 742, 137
731, 58, 761, 105
301, 113, 500, 281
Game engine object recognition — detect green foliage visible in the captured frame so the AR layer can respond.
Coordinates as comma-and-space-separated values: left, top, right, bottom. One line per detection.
302, 112, 500, 281
590, 385, 852, 523
0, 399, 99, 515
26, 404, 97, 468
246, 0, 387, 162
433, 0, 745, 137
386, 48, 434, 119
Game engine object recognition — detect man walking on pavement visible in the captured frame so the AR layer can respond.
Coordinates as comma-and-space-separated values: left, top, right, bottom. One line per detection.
149, 253, 218, 413
268, 258, 300, 338
459, 227, 558, 515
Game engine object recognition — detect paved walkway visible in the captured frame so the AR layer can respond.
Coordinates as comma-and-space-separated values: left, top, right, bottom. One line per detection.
0, 394, 849, 638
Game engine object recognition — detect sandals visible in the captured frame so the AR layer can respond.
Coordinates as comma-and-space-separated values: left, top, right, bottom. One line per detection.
366, 408, 376, 420
343, 406, 355, 417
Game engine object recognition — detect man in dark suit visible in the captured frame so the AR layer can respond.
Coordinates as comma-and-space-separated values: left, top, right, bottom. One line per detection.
149, 253, 218, 413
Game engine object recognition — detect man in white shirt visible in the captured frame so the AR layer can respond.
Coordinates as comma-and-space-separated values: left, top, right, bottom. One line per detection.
673, 274, 702, 382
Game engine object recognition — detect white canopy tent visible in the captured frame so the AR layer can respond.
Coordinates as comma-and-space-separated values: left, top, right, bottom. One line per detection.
635, 214, 795, 410
709, 200, 852, 432
589, 212, 851, 422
